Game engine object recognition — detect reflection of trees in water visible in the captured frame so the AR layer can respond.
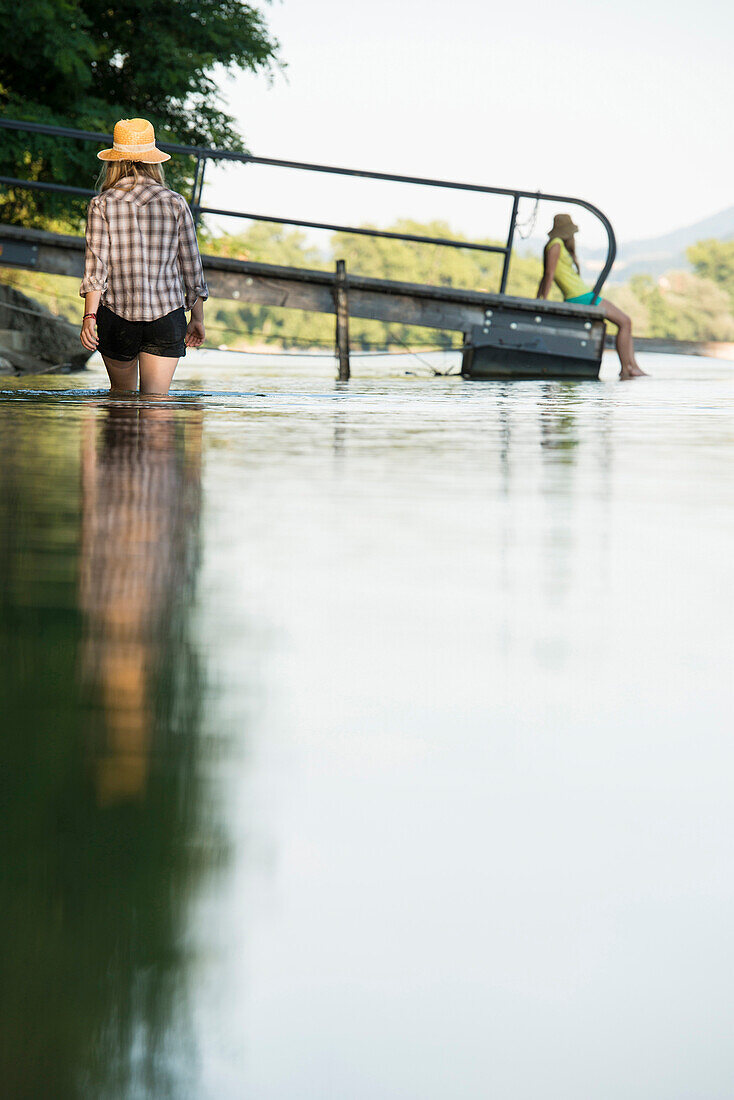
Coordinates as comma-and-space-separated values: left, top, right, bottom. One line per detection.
0, 402, 216, 1099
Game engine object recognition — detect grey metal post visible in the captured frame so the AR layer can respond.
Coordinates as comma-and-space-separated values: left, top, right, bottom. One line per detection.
334, 259, 350, 380
498, 195, 519, 296
191, 156, 206, 230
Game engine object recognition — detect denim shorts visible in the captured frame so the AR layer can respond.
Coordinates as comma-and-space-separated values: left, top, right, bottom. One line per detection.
96, 302, 187, 360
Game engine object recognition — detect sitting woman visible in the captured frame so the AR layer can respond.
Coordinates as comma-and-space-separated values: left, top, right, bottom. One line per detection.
537, 213, 646, 380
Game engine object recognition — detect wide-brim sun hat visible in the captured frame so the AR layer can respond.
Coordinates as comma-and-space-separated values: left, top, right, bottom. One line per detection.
97, 117, 171, 162
548, 213, 579, 239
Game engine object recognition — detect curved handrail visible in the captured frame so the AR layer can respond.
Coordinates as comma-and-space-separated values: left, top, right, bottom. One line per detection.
0, 117, 616, 299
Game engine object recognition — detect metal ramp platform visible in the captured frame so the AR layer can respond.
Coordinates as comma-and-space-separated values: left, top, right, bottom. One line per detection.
461, 300, 606, 380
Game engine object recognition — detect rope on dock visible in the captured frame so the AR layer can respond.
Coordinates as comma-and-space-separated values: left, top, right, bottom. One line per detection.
389, 332, 461, 375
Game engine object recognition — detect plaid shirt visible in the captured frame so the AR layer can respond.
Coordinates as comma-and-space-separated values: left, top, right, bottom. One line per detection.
79, 176, 209, 321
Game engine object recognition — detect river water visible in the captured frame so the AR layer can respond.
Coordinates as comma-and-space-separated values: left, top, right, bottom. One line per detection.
1, 349, 733, 1099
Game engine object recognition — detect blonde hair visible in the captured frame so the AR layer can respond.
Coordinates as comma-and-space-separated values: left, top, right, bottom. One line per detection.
95, 159, 167, 194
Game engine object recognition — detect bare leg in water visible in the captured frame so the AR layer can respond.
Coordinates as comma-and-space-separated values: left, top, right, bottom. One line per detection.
138, 351, 180, 396
599, 299, 647, 379
101, 353, 138, 393
101, 352, 179, 395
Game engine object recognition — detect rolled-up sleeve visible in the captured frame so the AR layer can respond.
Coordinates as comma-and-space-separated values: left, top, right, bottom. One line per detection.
176, 197, 209, 310
79, 197, 109, 296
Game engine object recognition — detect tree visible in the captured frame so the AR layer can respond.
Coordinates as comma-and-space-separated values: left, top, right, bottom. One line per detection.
608, 271, 734, 342
330, 219, 547, 299
329, 220, 549, 347
197, 220, 551, 350
687, 239, 734, 311
604, 276, 651, 334
0, 0, 280, 229
201, 221, 328, 271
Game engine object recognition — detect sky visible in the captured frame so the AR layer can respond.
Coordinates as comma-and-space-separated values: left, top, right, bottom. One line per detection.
204, 0, 734, 250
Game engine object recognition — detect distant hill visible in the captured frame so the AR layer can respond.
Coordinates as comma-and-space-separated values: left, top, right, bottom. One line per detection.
583, 205, 734, 282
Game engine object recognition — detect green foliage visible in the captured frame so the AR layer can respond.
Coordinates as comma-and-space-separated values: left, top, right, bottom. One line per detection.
607, 270, 734, 342
202, 223, 734, 347
603, 276, 650, 334
199, 220, 549, 350
0, 0, 280, 229
603, 237, 734, 341
687, 238, 734, 311
330, 219, 546, 299
200, 223, 333, 348
202, 221, 328, 270
0, 267, 83, 324
8, 215, 734, 348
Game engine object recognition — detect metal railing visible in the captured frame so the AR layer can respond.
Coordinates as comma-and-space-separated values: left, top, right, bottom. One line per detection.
0, 117, 616, 298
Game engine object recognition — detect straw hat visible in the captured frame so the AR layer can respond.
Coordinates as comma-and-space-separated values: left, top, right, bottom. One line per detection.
97, 117, 171, 162
548, 213, 579, 240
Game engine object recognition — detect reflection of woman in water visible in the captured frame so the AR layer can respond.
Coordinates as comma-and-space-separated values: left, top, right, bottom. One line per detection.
79, 117, 209, 395
0, 402, 211, 1097
78, 403, 203, 803
537, 213, 647, 380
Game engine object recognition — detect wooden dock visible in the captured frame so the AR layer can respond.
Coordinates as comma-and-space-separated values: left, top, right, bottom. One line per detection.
0, 223, 607, 379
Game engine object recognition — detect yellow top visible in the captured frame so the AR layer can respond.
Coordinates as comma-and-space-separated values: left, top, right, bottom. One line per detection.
546, 236, 590, 299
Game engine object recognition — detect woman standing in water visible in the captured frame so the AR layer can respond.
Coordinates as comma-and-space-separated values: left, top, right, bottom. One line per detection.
79, 117, 208, 395
537, 213, 646, 380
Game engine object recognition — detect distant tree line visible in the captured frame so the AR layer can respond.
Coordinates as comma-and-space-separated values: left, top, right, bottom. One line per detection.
198, 220, 557, 350
607, 240, 734, 342
3, 219, 734, 349
198, 223, 734, 349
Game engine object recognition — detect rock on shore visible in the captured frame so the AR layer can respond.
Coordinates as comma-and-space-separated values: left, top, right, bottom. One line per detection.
0, 282, 93, 375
